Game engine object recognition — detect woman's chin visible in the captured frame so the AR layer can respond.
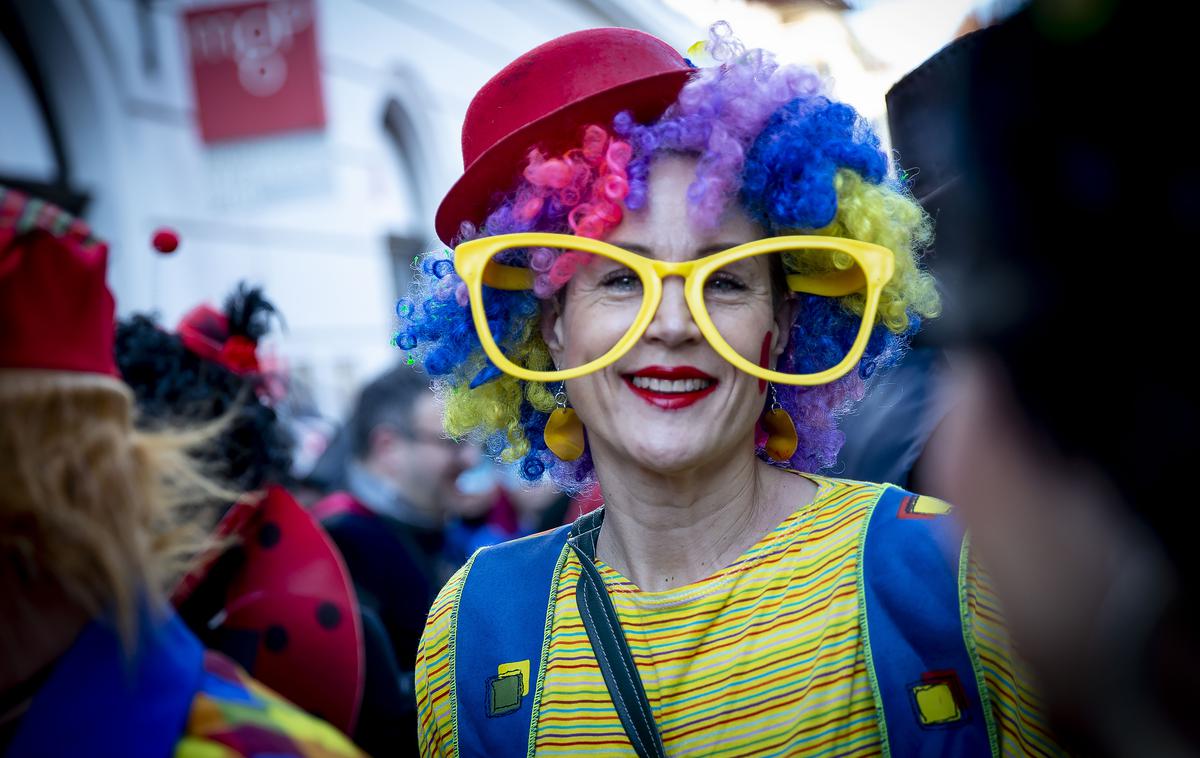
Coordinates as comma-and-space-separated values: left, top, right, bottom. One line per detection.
581, 390, 759, 473
615, 436, 727, 474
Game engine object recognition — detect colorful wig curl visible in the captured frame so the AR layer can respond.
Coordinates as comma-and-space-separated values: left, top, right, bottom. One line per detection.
397, 24, 940, 489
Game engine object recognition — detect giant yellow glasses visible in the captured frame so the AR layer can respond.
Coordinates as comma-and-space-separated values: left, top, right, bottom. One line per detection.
453, 232, 895, 385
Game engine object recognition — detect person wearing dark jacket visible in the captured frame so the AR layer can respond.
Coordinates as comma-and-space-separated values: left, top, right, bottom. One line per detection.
313, 365, 479, 749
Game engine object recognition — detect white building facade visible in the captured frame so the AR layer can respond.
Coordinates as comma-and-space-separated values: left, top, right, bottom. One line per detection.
1, 0, 699, 418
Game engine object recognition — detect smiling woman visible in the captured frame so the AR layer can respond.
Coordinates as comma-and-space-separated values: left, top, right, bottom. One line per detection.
405, 24, 1064, 758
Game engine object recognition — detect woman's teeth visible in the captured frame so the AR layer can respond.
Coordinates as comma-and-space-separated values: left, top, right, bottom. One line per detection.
630, 376, 713, 393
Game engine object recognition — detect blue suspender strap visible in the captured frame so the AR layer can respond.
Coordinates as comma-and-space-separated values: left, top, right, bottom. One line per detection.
453, 524, 573, 757
858, 486, 998, 758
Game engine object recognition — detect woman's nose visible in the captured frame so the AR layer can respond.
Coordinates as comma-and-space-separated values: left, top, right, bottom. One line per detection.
643, 277, 702, 347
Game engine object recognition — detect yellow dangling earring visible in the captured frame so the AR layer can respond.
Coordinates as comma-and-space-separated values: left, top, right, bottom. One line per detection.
761, 384, 798, 462
544, 388, 585, 461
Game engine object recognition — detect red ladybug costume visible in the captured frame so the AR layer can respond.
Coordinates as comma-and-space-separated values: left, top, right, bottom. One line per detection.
173, 486, 364, 734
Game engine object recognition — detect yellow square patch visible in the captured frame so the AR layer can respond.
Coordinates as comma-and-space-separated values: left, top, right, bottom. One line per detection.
498, 659, 531, 697
911, 495, 952, 517
912, 682, 962, 725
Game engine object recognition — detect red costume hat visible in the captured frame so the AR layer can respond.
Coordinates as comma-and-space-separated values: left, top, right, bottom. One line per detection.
0, 186, 118, 377
434, 27, 695, 246
177, 303, 262, 376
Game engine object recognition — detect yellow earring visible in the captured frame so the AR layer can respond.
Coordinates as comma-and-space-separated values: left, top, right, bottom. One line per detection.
761, 384, 798, 462
544, 389, 585, 461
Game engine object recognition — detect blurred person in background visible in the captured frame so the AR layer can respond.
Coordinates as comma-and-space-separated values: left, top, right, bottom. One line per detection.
312, 364, 480, 748
914, 2, 1200, 755
507, 472, 581, 534
116, 282, 387, 751
446, 454, 590, 565
0, 186, 362, 757
116, 283, 293, 496
442, 459, 519, 566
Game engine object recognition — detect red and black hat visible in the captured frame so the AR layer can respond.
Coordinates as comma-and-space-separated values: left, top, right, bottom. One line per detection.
175, 283, 278, 377
434, 28, 695, 246
176, 304, 262, 376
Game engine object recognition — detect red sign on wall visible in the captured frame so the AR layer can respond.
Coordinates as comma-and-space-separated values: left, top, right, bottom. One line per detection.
185, 0, 326, 143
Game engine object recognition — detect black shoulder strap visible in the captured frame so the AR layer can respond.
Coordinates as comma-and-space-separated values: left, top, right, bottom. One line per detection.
567, 508, 667, 758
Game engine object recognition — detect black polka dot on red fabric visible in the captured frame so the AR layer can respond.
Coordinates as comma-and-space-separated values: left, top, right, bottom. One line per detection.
257, 522, 281, 548
264, 624, 288, 651
316, 602, 341, 630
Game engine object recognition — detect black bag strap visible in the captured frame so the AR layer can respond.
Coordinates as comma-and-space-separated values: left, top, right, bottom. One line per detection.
567, 508, 667, 758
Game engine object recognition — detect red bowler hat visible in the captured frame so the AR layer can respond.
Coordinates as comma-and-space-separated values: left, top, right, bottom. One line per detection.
0, 186, 118, 377
434, 28, 695, 247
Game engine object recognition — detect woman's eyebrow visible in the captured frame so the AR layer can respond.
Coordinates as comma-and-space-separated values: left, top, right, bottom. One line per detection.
611, 242, 652, 255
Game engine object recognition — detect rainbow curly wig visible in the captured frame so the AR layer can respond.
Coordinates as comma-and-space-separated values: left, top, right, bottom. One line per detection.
397, 24, 940, 490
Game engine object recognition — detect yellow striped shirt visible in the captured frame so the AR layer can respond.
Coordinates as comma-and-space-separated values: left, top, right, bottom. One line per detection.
416, 475, 1063, 756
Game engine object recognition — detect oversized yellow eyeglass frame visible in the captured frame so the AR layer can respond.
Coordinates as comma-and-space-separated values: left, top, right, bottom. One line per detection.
453, 232, 895, 386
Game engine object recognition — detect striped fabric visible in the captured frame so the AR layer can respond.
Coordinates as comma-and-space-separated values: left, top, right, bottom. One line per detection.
416, 475, 1064, 757
0, 185, 101, 249
967, 563, 1064, 757
176, 650, 364, 758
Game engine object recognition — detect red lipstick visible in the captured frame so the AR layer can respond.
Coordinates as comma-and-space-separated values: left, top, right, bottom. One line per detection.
623, 365, 718, 410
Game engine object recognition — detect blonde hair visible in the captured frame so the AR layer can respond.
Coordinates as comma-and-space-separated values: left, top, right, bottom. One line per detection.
0, 370, 233, 640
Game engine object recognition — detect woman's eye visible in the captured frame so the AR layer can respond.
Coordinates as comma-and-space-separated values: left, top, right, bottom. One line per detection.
706, 274, 748, 293
599, 270, 640, 290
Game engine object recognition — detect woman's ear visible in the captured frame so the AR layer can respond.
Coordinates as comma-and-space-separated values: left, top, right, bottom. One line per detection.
540, 299, 566, 367
772, 294, 799, 356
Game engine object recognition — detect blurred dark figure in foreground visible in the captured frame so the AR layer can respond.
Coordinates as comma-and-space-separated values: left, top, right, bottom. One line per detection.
116, 285, 372, 744
915, 3, 1200, 755
0, 187, 362, 756
312, 366, 480, 749
833, 63, 957, 488
838, 4, 1024, 491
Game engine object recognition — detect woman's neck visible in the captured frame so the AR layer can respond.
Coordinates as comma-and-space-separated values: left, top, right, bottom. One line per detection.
589, 447, 816, 591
